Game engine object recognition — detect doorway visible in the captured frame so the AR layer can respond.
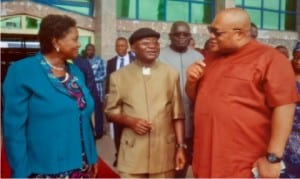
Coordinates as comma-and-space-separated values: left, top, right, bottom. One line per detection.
1, 34, 40, 83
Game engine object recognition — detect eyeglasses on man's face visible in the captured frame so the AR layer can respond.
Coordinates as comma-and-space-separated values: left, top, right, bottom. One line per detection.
171, 32, 191, 37
207, 26, 241, 37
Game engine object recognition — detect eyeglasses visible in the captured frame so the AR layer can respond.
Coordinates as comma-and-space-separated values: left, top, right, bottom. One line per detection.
207, 26, 241, 37
171, 32, 191, 37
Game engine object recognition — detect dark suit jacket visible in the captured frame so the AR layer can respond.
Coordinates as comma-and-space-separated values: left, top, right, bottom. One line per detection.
105, 52, 135, 94
73, 57, 99, 100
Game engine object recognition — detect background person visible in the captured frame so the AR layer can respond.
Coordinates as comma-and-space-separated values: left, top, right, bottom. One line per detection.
105, 27, 186, 178
2, 14, 98, 178
73, 53, 101, 139
185, 8, 298, 178
280, 41, 300, 178
85, 43, 106, 139
199, 38, 214, 58
159, 21, 203, 178
275, 45, 290, 59
250, 22, 258, 39
74, 54, 98, 106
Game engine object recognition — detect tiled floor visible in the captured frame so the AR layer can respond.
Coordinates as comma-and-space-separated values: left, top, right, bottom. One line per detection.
96, 133, 193, 178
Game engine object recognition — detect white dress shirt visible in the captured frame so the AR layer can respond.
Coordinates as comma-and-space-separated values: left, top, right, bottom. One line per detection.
116, 53, 130, 70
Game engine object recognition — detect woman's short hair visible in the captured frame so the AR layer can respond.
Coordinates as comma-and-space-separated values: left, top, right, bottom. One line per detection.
38, 14, 76, 54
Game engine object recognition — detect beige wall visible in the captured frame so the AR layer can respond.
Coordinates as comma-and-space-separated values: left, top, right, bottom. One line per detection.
1, 1, 95, 31
1, 0, 299, 60
103, 0, 299, 59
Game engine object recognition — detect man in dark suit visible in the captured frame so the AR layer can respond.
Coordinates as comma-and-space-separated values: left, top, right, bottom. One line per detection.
106, 37, 135, 166
74, 55, 98, 101
74, 54, 104, 139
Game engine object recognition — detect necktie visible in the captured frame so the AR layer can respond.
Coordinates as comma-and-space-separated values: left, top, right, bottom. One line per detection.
119, 57, 124, 68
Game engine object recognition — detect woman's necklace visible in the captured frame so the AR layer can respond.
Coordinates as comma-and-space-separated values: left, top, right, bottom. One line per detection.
61, 72, 70, 83
44, 56, 65, 71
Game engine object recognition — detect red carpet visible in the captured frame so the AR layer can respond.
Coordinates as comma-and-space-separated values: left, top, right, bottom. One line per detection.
1, 142, 119, 178
1, 142, 12, 178
97, 157, 120, 178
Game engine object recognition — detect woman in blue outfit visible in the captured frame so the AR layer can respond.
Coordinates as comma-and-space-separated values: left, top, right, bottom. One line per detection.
2, 14, 98, 178
281, 41, 300, 178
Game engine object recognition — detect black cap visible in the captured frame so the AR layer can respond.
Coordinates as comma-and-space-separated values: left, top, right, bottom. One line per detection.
129, 27, 160, 45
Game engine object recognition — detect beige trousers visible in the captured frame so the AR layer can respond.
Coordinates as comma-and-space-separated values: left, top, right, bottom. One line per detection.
119, 170, 175, 178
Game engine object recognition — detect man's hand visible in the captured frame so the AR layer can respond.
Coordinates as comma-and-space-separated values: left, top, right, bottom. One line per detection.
254, 156, 281, 178
107, 114, 153, 135
175, 149, 186, 171
129, 117, 152, 135
186, 60, 206, 83
185, 60, 206, 101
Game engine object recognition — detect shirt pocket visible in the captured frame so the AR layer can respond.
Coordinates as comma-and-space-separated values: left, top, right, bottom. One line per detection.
121, 135, 136, 148
221, 65, 254, 97
120, 134, 136, 163
164, 134, 176, 164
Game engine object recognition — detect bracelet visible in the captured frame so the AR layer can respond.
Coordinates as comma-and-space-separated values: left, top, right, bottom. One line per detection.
176, 143, 187, 149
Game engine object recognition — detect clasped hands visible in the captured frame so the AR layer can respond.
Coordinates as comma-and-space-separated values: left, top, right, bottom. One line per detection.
129, 117, 186, 171
129, 117, 153, 135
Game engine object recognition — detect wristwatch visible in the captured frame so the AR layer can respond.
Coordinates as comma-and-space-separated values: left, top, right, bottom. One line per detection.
265, 153, 282, 163
176, 143, 187, 150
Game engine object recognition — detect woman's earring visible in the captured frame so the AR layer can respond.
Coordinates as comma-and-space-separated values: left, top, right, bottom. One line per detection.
56, 47, 60, 52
